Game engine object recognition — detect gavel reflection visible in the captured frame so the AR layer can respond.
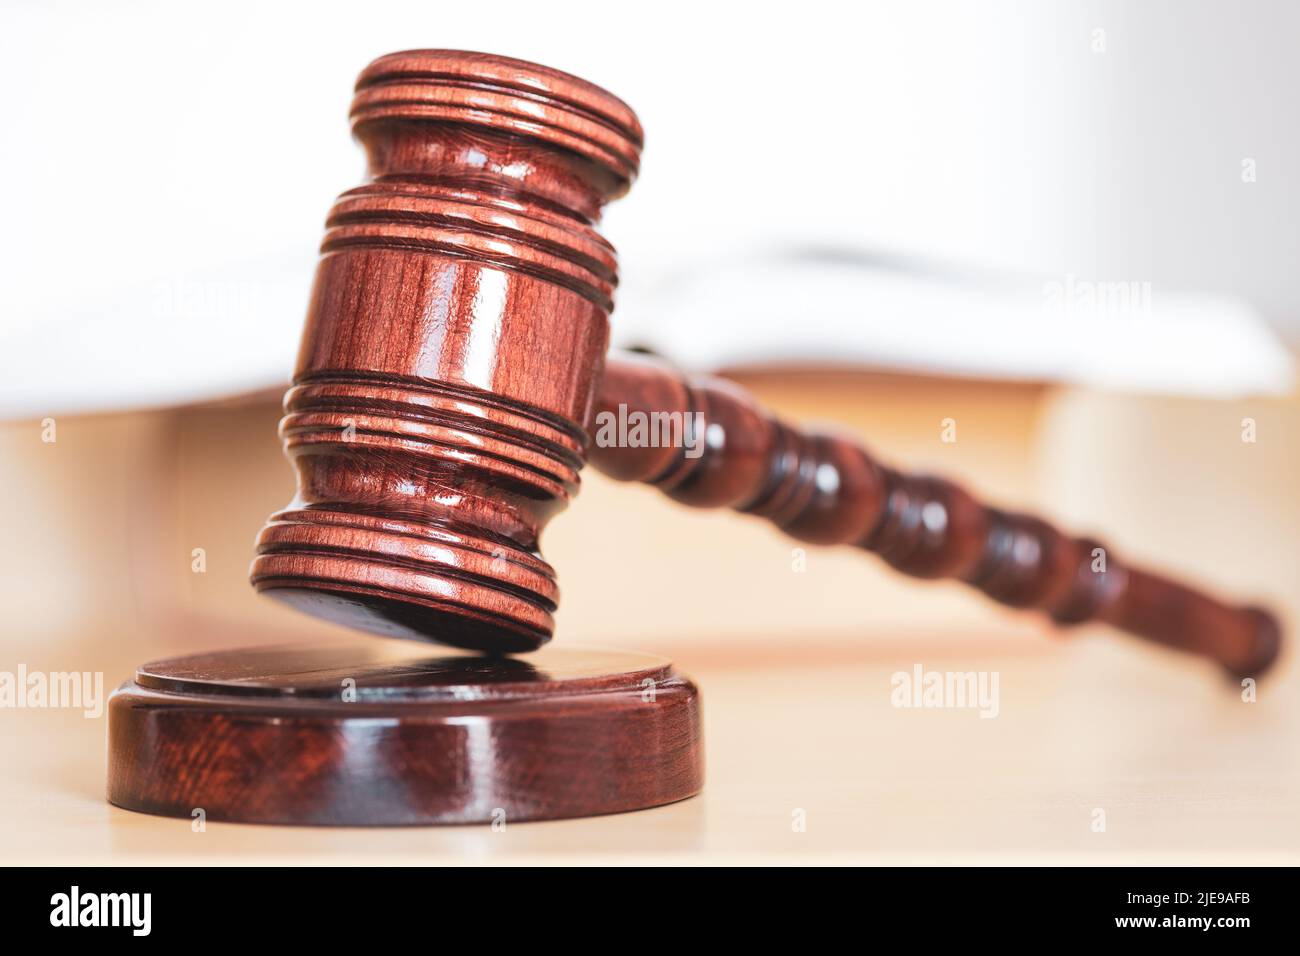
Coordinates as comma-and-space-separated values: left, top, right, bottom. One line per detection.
250, 49, 1280, 680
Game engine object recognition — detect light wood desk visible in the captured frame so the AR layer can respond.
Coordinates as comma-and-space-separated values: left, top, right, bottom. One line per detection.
4, 625, 1296, 865
3, 372, 1296, 863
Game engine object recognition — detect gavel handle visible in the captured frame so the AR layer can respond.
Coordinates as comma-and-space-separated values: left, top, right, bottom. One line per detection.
590, 353, 1281, 679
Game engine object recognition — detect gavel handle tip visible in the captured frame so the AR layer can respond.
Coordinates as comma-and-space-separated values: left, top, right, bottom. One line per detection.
1229, 607, 1283, 681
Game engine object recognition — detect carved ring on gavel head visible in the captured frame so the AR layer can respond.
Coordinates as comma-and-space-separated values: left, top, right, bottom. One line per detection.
252, 50, 1281, 680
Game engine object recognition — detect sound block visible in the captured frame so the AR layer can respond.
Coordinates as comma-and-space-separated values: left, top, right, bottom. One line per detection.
108, 639, 703, 826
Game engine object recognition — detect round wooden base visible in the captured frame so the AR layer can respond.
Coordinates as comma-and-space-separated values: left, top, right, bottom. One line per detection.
108, 639, 702, 826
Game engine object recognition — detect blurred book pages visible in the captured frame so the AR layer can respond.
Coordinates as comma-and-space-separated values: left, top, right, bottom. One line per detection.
612, 250, 1295, 399
1, 249, 1293, 420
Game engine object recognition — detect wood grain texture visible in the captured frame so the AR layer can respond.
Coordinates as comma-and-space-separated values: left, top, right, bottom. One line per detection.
250, 51, 642, 652
591, 353, 1282, 679
247, 50, 1279, 681
107, 640, 702, 825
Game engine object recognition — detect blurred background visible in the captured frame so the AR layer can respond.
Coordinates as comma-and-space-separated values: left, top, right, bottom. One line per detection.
2, 0, 1298, 861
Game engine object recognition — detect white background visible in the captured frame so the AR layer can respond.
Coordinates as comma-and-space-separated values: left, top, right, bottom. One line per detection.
2, 0, 1296, 414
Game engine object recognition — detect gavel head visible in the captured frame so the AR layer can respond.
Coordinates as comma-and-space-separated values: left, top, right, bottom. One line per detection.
249, 51, 643, 653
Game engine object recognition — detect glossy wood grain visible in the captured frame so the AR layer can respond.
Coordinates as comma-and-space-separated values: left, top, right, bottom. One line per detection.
592, 353, 1282, 679
108, 639, 702, 825
247, 49, 1280, 680
250, 51, 642, 652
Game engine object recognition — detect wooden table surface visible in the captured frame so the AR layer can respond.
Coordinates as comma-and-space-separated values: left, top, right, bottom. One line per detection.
4, 627, 1296, 865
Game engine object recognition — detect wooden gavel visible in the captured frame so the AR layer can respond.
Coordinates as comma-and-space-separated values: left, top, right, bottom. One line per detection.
250, 49, 1281, 680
